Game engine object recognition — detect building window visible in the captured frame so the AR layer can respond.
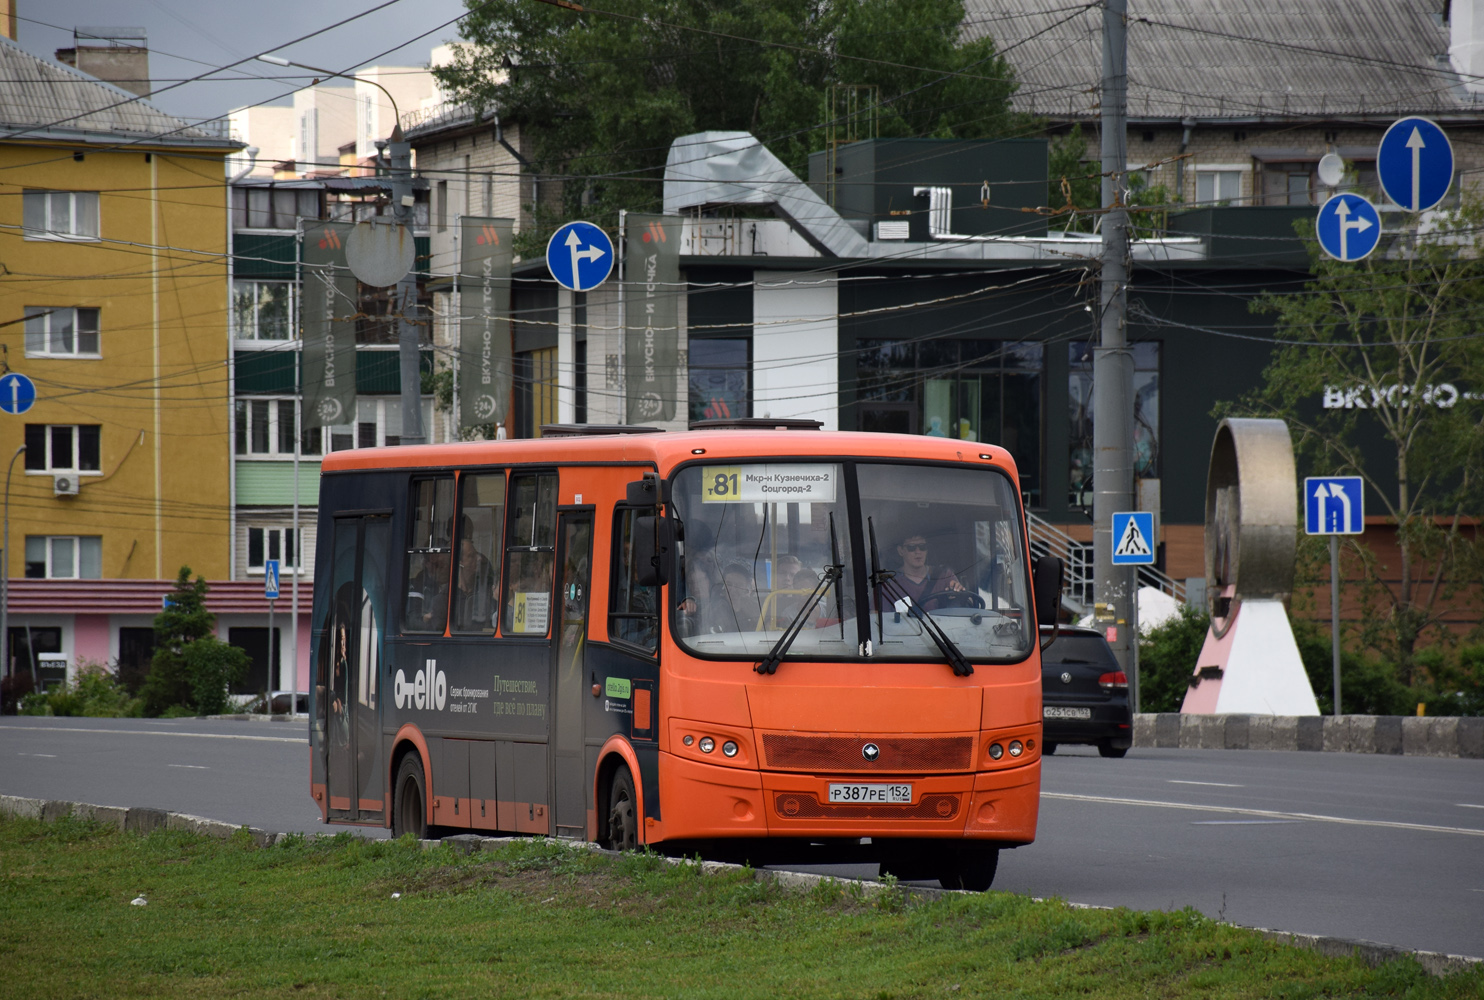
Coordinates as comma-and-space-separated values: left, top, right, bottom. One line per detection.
300, 396, 433, 454
231, 187, 320, 229
1261, 162, 1316, 205
247, 526, 300, 574
1196, 170, 1242, 206
235, 398, 302, 457
24, 307, 100, 357
22, 190, 100, 240
513, 348, 558, 439
233, 281, 295, 340
688, 338, 750, 424
24, 535, 102, 579
24, 424, 100, 473
1068, 341, 1161, 509
436, 179, 448, 232
856, 339, 1045, 506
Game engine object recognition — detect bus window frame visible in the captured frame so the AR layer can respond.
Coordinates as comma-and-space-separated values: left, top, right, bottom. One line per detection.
664, 454, 1036, 667
401, 474, 456, 636
449, 468, 507, 636
607, 503, 662, 658
500, 468, 560, 639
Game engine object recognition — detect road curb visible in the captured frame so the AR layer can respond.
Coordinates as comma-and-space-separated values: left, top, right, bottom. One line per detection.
1134, 714, 1484, 758
1, 794, 1478, 977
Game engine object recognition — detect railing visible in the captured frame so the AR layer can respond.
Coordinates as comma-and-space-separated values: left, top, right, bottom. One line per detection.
1024, 510, 1187, 617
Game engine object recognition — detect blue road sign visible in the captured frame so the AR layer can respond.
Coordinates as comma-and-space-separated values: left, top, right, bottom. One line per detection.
1377, 116, 1453, 213
1111, 511, 1156, 566
545, 221, 614, 292
0, 372, 36, 415
264, 559, 281, 600
1315, 193, 1381, 263
1305, 476, 1364, 535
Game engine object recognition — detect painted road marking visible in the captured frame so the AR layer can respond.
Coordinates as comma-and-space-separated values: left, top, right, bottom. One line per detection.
0, 726, 302, 744
1169, 780, 1244, 788
1043, 792, 1484, 837
18, 752, 57, 757
168, 764, 210, 770
1193, 820, 1298, 825
1456, 804, 1484, 810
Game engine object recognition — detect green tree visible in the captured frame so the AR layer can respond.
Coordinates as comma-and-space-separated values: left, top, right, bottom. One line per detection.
140, 567, 249, 717
1222, 209, 1484, 680
437, 0, 1025, 248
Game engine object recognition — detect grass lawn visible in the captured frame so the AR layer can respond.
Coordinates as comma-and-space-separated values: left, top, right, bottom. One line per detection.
1, 813, 1477, 999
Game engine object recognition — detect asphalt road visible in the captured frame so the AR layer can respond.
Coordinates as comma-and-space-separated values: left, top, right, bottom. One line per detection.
2, 717, 1481, 958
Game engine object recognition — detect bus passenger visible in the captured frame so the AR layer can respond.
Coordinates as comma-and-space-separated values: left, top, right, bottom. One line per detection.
453, 518, 496, 630
408, 549, 451, 632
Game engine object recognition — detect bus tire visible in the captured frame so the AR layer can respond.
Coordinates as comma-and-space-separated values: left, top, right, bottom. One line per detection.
938, 848, 998, 892
392, 753, 428, 840
606, 766, 638, 851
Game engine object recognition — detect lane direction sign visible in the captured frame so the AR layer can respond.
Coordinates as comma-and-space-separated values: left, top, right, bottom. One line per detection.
1111, 511, 1156, 565
546, 221, 614, 292
0, 372, 36, 415
1316, 193, 1381, 262
264, 559, 281, 600
1377, 116, 1453, 212
1304, 476, 1364, 535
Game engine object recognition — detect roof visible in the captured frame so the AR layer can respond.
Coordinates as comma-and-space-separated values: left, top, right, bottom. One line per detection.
320, 429, 1019, 478
962, 0, 1479, 122
6, 579, 313, 616
0, 34, 237, 149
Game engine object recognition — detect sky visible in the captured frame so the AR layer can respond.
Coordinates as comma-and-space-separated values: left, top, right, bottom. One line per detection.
11, 0, 470, 126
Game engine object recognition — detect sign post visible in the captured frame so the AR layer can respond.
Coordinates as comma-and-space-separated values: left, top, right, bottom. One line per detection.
1111, 511, 1155, 711
264, 559, 280, 712
1304, 476, 1364, 715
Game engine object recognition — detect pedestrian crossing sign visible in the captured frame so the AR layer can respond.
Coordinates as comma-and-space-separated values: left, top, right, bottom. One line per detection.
1111, 511, 1155, 565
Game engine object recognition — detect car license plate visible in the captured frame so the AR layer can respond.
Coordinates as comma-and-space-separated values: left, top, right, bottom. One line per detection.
1044, 706, 1092, 719
828, 783, 912, 804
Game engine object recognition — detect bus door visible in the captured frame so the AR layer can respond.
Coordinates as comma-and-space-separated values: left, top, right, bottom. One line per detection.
323, 514, 391, 823
551, 510, 593, 838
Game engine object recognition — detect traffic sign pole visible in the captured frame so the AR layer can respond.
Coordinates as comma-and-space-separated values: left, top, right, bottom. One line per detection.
1330, 535, 1341, 717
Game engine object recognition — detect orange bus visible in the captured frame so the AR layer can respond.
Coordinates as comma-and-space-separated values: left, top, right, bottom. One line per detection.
309, 422, 1061, 889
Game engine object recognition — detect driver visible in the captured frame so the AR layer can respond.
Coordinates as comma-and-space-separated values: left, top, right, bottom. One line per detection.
883, 533, 965, 611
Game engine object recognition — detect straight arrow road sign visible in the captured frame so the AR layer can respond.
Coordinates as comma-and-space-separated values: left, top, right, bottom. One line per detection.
1304, 477, 1364, 535
1377, 116, 1453, 212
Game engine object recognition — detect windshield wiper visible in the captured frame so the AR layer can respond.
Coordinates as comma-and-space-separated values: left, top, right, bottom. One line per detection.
867, 517, 974, 677
755, 514, 844, 675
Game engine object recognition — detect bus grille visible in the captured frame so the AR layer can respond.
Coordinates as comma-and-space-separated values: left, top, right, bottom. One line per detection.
773, 793, 961, 820
759, 734, 974, 772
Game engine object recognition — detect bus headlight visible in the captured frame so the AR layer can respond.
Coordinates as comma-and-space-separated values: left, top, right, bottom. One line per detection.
722, 741, 738, 757
1009, 740, 1023, 757
988, 742, 1004, 760
699, 737, 715, 754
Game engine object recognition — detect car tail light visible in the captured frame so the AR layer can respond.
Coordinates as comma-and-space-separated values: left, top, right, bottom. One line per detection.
1098, 671, 1128, 691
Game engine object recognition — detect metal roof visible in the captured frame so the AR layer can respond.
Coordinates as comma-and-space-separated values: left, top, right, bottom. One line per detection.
962, 0, 1480, 122
0, 34, 235, 148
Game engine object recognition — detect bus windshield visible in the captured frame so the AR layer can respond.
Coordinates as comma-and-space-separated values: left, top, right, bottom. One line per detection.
669, 461, 1033, 664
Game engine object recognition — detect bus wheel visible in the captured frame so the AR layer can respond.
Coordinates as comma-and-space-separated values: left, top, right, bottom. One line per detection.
938, 849, 998, 892
606, 766, 638, 851
392, 754, 428, 840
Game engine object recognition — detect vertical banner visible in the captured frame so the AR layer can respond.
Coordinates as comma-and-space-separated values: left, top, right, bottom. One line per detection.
301, 221, 357, 428
459, 216, 514, 430
624, 214, 681, 423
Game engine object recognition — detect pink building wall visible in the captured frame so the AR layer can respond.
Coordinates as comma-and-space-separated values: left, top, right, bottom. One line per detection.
73, 615, 111, 667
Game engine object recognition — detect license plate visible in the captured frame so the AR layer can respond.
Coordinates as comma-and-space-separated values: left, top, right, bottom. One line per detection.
1044, 706, 1092, 720
828, 783, 912, 804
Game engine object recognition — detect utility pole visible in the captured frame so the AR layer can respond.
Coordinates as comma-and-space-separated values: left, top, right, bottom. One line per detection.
389, 124, 425, 446
1095, 0, 1136, 674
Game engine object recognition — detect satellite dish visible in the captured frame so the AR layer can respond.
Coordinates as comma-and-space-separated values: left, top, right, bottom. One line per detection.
345, 220, 415, 287
1317, 153, 1345, 188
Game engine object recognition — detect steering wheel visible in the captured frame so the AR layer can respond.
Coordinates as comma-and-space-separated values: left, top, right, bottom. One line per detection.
919, 589, 985, 610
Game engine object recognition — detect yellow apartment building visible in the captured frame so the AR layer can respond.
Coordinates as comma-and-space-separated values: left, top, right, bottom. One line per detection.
0, 35, 247, 693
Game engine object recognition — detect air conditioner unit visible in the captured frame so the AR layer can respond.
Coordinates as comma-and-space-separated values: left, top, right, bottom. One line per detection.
53, 474, 79, 496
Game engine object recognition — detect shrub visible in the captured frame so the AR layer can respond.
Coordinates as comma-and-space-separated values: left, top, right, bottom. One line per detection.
1137, 604, 1210, 713
140, 567, 245, 716
13, 661, 142, 717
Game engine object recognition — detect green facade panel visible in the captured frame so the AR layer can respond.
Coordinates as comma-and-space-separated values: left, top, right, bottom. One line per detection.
236, 461, 322, 506
236, 350, 298, 394
234, 233, 297, 279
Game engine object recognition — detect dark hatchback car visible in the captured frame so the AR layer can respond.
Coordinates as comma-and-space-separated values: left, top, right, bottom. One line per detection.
1039, 625, 1132, 758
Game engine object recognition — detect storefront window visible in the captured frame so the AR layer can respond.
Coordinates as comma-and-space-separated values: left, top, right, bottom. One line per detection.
1067, 341, 1161, 509
688, 338, 749, 423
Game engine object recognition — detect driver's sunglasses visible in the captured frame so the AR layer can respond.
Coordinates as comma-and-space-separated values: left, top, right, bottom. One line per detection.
902, 543, 928, 552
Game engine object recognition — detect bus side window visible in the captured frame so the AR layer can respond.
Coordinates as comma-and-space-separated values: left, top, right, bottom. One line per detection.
452, 472, 505, 633
404, 477, 455, 633
609, 507, 659, 652
502, 473, 558, 635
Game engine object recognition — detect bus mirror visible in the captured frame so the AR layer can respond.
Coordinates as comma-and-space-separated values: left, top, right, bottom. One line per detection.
634, 514, 674, 587
625, 472, 669, 507
1034, 556, 1064, 627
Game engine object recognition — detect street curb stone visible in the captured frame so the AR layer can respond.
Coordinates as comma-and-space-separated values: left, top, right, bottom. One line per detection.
1133, 714, 1482, 757
0, 795, 1478, 977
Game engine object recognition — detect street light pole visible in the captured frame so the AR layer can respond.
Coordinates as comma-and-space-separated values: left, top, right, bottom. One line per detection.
3, 444, 27, 687
258, 55, 423, 446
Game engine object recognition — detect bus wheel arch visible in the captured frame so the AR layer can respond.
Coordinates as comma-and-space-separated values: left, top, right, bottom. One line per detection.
594, 738, 644, 849
389, 727, 432, 839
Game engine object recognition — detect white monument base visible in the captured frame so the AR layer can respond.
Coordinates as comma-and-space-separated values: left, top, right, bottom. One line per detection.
1181, 598, 1320, 716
